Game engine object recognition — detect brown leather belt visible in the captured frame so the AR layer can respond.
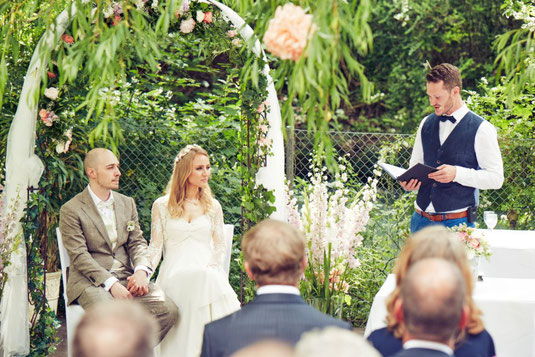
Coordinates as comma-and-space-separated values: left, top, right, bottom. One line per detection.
416, 208, 468, 222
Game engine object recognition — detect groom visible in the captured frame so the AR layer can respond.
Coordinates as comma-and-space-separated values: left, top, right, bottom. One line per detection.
59, 148, 178, 341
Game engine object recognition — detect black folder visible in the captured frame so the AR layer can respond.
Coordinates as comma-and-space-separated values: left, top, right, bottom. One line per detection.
379, 162, 438, 186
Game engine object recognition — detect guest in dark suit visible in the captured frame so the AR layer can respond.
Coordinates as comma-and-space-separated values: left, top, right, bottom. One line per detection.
367, 226, 495, 357
389, 258, 468, 357
200, 219, 352, 357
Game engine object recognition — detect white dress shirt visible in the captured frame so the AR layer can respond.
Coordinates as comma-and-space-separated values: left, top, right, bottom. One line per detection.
87, 185, 150, 291
410, 103, 504, 213
403, 340, 453, 356
256, 285, 300, 295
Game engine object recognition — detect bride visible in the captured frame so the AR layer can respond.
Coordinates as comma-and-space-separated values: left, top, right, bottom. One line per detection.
148, 144, 240, 357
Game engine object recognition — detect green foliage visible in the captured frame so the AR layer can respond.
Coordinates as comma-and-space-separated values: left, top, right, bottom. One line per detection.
354, 0, 514, 133
495, 0, 535, 102
228, 0, 373, 167
466, 80, 535, 228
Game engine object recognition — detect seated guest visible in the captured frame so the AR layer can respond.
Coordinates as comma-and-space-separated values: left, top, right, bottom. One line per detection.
367, 226, 495, 357
390, 258, 468, 357
231, 340, 295, 357
201, 219, 352, 357
296, 326, 380, 357
73, 300, 157, 357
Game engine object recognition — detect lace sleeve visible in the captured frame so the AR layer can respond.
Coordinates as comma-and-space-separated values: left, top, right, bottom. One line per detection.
148, 197, 165, 270
211, 199, 226, 267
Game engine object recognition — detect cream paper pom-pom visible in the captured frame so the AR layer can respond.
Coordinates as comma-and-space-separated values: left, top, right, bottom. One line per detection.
180, 17, 196, 34
262, 4, 316, 61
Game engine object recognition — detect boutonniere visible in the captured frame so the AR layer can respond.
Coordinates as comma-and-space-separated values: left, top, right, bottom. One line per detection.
127, 221, 136, 232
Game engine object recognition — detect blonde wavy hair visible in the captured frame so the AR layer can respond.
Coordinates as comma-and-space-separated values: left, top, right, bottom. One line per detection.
385, 226, 484, 341
166, 145, 213, 217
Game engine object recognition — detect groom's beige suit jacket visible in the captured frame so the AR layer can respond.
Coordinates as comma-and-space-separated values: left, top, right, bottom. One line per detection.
59, 188, 151, 305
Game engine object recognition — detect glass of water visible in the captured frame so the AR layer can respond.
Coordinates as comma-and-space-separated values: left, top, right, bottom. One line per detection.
483, 211, 498, 230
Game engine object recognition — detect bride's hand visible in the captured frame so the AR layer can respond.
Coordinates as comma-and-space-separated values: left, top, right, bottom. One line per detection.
127, 271, 149, 296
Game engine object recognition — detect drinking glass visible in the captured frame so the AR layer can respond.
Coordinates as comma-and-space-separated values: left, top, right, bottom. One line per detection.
483, 211, 498, 230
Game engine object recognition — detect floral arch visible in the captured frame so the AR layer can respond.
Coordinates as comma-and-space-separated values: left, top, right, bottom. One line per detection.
1, 1, 285, 354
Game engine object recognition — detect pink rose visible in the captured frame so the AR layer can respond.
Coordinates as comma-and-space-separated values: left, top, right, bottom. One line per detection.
39, 109, 52, 127
203, 11, 213, 24
227, 30, 238, 38
262, 4, 316, 61
180, 18, 195, 33
112, 14, 122, 26
469, 237, 481, 249
61, 34, 74, 44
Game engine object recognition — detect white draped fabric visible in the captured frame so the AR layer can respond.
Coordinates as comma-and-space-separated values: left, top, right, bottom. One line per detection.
1, 2, 285, 353
0, 4, 75, 355
206, 0, 287, 220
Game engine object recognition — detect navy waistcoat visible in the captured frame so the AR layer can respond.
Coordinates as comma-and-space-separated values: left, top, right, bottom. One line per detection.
416, 112, 483, 212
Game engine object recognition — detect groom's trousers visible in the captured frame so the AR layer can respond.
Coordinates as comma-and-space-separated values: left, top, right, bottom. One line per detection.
77, 280, 179, 342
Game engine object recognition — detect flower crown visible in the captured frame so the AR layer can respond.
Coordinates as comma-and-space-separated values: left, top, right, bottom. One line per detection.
174, 144, 202, 164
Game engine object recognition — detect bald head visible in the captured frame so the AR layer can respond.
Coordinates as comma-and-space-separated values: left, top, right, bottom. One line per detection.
84, 148, 116, 174
231, 340, 295, 357
73, 301, 157, 357
401, 258, 466, 342
84, 148, 121, 196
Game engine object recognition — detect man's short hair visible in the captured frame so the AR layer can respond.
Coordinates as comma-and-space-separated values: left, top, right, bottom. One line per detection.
295, 327, 380, 357
401, 258, 466, 342
73, 300, 157, 357
242, 219, 305, 286
426, 63, 462, 91
231, 340, 295, 357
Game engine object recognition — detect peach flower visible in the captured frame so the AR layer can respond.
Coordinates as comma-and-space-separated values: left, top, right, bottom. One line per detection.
39, 109, 52, 127
262, 4, 316, 61
203, 11, 213, 24
61, 34, 74, 44
227, 29, 238, 38
180, 18, 195, 33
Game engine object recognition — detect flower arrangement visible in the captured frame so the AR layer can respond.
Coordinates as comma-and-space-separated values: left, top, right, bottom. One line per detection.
286, 155, 377, 315
262, 3, 316, 61
0, 183, 24, 298
449, 224, 492, 260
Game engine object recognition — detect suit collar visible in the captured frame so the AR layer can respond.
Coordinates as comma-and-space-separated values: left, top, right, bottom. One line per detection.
250, 293, 305, 305
79, 188, 113, 250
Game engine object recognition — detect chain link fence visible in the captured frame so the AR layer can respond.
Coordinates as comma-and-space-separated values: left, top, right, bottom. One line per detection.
286, 128, 535, 230
115, 125, 534, 233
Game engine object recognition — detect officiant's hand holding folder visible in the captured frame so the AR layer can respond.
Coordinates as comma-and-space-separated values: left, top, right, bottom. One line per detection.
379, 162, 438, 186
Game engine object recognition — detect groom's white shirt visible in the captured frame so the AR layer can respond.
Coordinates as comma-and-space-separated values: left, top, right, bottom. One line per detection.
256, 285, 300, 295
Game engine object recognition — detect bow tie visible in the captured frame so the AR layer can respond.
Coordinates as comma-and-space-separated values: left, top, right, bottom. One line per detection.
439, 115, 456, 123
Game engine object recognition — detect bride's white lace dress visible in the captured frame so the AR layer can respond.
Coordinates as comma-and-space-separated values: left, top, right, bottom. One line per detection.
149, 195, 240, 357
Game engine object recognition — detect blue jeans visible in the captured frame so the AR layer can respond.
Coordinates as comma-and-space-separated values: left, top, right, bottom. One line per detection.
410, 211, 475, 233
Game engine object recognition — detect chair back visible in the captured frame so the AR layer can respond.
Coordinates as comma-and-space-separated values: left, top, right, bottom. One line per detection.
222, 224, 234, 276
56, 227, 70, 303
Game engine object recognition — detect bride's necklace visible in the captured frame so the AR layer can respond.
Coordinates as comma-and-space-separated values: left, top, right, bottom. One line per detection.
185, 198, 199, 206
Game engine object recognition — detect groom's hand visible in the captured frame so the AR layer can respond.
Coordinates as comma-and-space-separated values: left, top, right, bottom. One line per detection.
127, 270, 149, 297
110, 282, 133, 300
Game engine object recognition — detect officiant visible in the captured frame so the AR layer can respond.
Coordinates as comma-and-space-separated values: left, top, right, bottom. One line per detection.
401, 63, 503, 233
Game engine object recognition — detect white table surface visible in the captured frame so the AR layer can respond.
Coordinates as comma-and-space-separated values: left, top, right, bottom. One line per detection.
365, 274, 535, 357
477, 229, 535, 279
